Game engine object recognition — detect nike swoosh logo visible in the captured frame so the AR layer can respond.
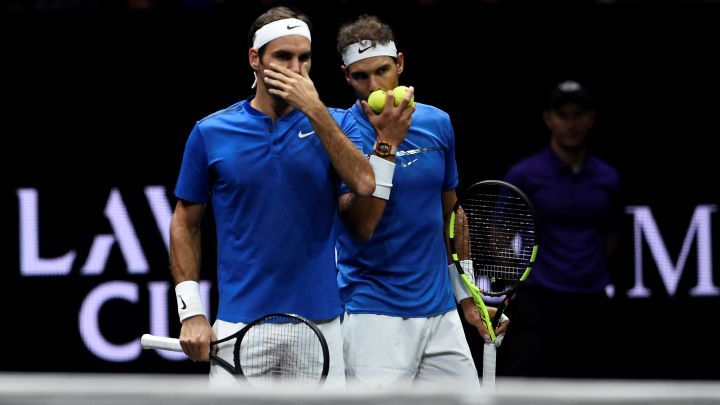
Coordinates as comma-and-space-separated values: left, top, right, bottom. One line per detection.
179, 296, 187, 310
358, 45, 374, 54
401, 158, 418, 168
396, 146, 444, 157
298, 130, 315, 138
287, 25, 301, 30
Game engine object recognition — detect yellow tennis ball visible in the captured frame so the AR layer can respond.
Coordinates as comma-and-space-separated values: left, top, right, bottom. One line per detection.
393, 85, 415, 108
368, 89, 387, 114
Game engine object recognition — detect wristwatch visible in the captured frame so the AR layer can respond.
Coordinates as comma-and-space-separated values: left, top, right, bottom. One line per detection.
373, 140, 397, 157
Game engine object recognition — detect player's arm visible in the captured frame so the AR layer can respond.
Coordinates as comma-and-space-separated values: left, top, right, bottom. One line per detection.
170, 199, 213, 362
264, 62, 375, 197
338, 89, 416, 241
337, 143, 397, 242
443, 191, 508, 340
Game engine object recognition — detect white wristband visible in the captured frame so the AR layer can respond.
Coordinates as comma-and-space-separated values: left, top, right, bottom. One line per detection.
449, 260, 474, 303
175, 280, 206, 323
369, 154, 395, 200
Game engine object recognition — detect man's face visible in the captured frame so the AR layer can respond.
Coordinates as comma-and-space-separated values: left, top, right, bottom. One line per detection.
250, 35, 311, 90
544, 103, 596, 150
343, 55, 402, 99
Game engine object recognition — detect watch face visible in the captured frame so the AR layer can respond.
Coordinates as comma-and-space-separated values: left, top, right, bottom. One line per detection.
374, 141, 395, 157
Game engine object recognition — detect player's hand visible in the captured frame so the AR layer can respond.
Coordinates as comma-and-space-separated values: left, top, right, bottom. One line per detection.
460, 299, 510, 342
490, 306, 510, 335
264, 62, 323, 113
179, 315, 214, 362
360, 86, 415, 149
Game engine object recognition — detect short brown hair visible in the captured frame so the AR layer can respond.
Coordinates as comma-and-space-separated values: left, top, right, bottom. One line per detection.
336, 14, 395, 54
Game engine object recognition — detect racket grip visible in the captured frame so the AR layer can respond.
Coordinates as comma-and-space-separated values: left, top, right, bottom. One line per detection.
491, 300, 508, 329
482, 341, 496, 390
140, 334, 183, 352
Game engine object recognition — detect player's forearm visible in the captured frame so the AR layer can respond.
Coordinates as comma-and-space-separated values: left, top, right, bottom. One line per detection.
169, 220, 202, 285
305, 105, 375, 197
340, 193, 387, 242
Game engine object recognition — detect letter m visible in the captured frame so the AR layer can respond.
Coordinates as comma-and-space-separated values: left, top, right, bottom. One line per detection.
625, 205, 718, 298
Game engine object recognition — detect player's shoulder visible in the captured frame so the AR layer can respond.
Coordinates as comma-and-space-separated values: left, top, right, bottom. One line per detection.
328, 106, 352, 119
411, 102, 452, 131
327, 107, 357, 128
197, 100, 248, 128
414, 102, 450, 120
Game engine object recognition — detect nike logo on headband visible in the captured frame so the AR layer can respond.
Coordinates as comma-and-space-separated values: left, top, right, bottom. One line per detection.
287, 25, 301, 30
358, 44, 375, 54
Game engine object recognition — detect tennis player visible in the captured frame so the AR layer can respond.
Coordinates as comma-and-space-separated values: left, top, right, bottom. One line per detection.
334, 15, 508, 388
169, 6, 376, 386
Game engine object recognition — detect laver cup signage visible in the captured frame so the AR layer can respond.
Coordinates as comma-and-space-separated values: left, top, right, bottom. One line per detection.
11, 187, 719, 368
13, 186, 213, 371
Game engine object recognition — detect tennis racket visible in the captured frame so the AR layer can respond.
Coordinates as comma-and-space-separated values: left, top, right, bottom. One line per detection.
141, 313, 330, 387
449, 180, 537, 390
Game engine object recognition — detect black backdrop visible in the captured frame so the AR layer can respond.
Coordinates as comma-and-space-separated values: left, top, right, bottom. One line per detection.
4, 0, 720, 379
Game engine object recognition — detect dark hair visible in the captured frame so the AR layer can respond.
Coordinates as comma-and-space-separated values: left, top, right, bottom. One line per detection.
336, 14, 395, 54
248, 6, 311, 57
546, 80, 594, 111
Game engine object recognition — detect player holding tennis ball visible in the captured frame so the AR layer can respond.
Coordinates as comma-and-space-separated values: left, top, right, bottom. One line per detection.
336, 15, 507, 389
368, 86, 415, 114
367, 88, 387, 114
393, 85, 414, 108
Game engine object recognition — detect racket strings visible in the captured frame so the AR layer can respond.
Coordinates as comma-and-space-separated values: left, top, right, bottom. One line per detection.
238, 316, 325, 385
460, 189, 536, 293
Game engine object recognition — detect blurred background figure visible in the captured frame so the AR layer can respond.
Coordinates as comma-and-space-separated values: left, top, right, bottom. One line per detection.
499, 80, 623, 378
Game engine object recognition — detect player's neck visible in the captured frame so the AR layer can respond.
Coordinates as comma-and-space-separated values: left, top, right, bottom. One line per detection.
251, 88, 294, 121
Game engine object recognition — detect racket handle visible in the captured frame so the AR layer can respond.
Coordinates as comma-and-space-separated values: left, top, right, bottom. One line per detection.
482, 341, 496, 390
491, 299, 508, 329
140, 334, 183, 352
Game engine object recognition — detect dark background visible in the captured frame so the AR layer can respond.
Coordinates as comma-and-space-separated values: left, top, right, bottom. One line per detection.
3, 0, 720, 379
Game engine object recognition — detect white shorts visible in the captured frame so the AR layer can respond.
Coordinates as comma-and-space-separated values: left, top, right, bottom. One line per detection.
342, 310, 479, 389
209, 317, 345, 389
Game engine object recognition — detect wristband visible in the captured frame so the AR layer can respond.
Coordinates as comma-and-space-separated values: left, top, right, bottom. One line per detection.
449, 260, 474, 302
175, 280, 206, 323
369, 154, 395, 200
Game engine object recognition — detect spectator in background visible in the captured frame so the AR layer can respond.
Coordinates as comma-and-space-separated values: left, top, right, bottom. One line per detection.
499, 80, 622, 378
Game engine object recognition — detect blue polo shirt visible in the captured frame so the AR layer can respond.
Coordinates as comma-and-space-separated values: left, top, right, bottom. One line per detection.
504, 146, 621, 294
336, 102, 458, 317
175, 98, 362, 322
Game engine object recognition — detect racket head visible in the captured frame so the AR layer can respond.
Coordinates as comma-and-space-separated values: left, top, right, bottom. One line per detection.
450, 180, 538, 296
211, 313, 330, 387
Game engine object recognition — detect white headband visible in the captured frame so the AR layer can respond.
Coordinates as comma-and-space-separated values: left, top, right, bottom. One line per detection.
342, 40, 397, 67
252, 18, 311, 50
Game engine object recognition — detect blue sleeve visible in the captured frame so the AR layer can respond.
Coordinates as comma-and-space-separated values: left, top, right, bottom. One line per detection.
174, 123, 210, 203
334, 109, 367, 196
443, 115, 459, 192
337, 110, 365, 151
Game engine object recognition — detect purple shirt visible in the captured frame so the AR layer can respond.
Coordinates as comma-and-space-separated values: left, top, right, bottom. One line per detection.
504, 147, 621, 294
